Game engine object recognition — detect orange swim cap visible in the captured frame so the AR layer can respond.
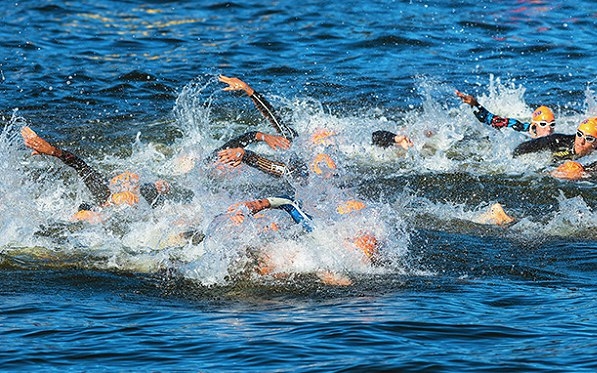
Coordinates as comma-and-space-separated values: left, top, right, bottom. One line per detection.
310, 153, 337, 175
551, 160, 586, 180
109, 191, 140, 206
109, 171, 140, 194
310, 128, 336, 146
577, 117, 597, 138
531, 106, 555, 123
71, 209, 103, 224
353, 232, 379, 259
337, 200, 366, 214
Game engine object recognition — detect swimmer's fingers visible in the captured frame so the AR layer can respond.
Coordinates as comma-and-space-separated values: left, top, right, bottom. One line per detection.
217, 148, 244, 167
455, 90, 478, 107
262, 134, 291, 150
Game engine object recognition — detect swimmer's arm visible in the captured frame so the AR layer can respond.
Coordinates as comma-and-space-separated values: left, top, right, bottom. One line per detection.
249, 90, 298, 140
456, 91, 528, 131
215, 131, 260, 151
242, 150, 288, 177
473, 106, 528, 131
218, 75, 297, 140
58, 150, 111, 205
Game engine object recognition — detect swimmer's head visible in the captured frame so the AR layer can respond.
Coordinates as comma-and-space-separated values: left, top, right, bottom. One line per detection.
551, 160, 586, 181
109, 171, 140, 194
310, 153, 337, 177
529, 106, 555, 138
575, 117, 597, 158
310, 128, 336, 146
109, 191, 140, 206
353, 232, 379, 260
337, 200, 366, 215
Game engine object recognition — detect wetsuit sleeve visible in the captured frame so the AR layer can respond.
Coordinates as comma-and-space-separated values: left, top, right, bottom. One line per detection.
215, 131, 259, 151
249, 91, 298, 140
242, 150, 308, 179
513, 134, 575, 158
58, 150, 111, 205
474, 106, 529, 132
372, 130, 397, 148
140, 183, 195, 208
242, 150, 290, 177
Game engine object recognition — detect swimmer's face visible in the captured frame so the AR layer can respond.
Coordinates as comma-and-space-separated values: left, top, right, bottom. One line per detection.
574, 118, 597, 158
574, 129, 597, 158
530, 121, 555, 138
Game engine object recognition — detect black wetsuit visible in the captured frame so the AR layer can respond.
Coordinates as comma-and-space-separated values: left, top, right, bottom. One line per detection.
513, 133, 576, 161
513, 133, 597, 172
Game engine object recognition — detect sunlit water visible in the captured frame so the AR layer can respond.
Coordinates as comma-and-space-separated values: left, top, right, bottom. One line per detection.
2, 1, 597, 371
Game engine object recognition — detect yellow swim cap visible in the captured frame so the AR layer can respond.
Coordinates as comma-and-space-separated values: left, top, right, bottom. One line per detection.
577, 117, 597, 138
531, 106, 555, 123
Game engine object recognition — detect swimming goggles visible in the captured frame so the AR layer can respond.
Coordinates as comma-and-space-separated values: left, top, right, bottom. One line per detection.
533, 121, 556, 128
576, 130, 596, 143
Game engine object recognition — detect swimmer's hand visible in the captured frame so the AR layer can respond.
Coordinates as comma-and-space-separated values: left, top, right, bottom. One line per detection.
219, 75, 255, 96
154, 179, 171, 194
217, 147, 245, 167
226, 199, 271, 225
21, 126, 60, 156
257, 132, 291, 150
455, 90, 480, 108
394, 135, 413, 150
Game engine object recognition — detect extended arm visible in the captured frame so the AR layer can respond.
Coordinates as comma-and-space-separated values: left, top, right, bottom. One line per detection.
231, 196, 313, 231
21, 127, 111, 205
219, 75, 298, 140
456, 90, 529, 132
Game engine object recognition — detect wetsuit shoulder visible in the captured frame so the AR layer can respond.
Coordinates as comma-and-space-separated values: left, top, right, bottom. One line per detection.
140, 182, 195, 208
513, 133, 575, 157
215, 131, 259, 152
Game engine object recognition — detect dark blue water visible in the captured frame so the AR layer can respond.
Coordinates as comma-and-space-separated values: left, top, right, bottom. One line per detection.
3, 0, 597, 371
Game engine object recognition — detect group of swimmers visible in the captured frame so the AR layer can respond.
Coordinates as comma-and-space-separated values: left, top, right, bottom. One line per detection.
19, 75, 597, 284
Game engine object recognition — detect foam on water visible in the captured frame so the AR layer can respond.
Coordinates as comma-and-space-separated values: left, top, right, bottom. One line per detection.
5, 74, 597, 286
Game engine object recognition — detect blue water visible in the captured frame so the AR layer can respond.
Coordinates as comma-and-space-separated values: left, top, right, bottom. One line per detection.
3, 0, 597, 371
